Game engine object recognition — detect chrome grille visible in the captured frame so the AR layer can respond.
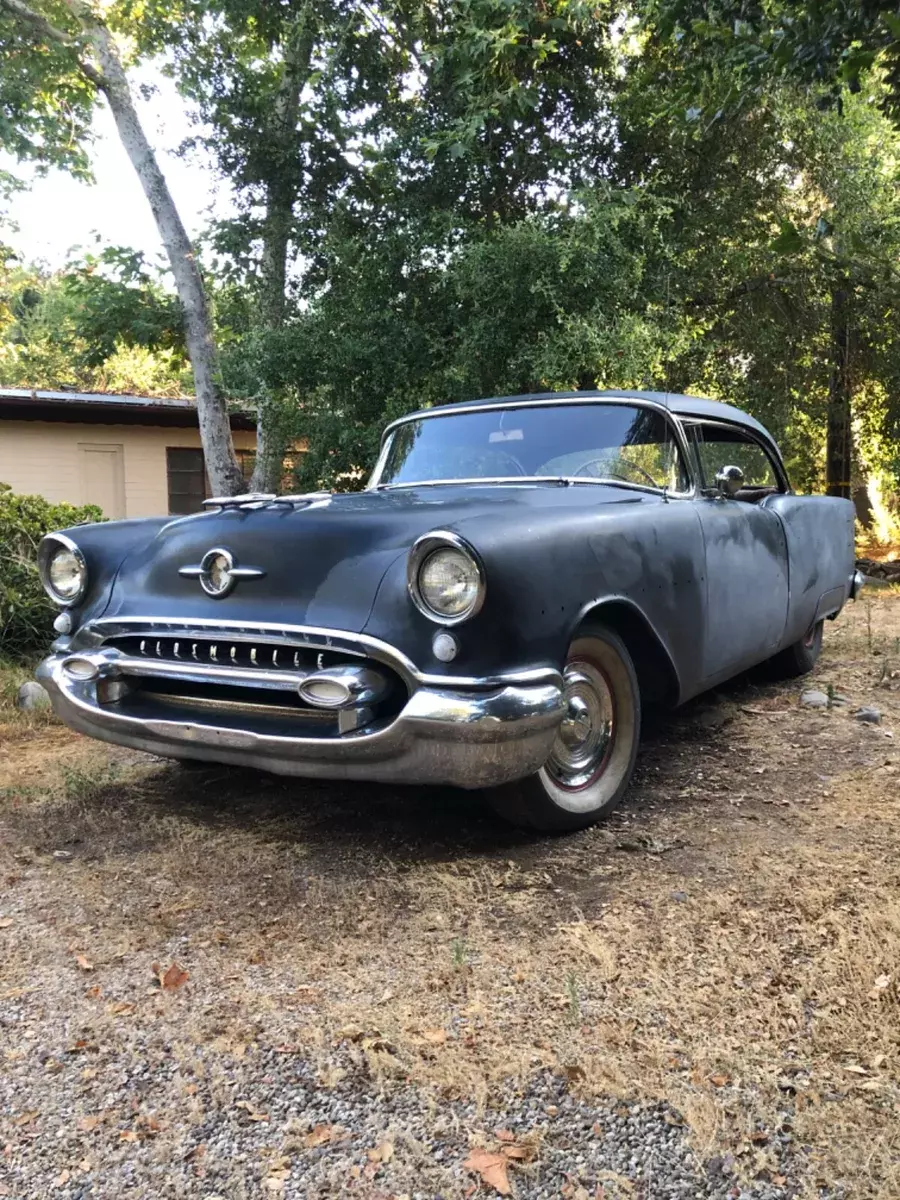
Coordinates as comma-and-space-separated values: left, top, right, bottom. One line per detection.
105, 635, 347, 675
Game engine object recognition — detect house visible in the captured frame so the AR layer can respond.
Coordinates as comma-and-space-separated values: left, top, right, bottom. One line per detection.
0, 388, 259, 518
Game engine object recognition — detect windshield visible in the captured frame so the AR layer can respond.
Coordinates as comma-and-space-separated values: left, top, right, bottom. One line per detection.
374, 403, 689, 491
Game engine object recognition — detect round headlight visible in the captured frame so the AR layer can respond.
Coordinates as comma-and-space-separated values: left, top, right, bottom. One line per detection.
408, 533, 485, 625
39, 536, 87, 606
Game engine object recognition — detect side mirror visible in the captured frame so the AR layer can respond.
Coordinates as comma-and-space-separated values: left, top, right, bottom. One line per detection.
715, 464, 744, 497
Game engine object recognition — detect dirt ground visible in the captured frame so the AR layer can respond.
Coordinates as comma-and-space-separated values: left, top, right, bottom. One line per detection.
1, 589, 899, 1198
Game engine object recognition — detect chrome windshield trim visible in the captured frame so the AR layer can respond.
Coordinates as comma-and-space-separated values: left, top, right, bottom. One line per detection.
376, 476, 682, 498
379, 394, 677, 445
76, 617, 562, 692
369, 396, 695, 494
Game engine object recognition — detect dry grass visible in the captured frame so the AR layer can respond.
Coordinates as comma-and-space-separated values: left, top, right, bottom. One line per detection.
1, 593, 899, 1197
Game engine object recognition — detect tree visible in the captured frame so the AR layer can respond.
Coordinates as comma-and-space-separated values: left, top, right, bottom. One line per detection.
0, 0, 245, 494
614, 31, 900, 508
638, 0, 900, 127
0, 246, 190, 393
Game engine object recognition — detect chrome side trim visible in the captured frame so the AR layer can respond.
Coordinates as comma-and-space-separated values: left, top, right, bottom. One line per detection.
75, 617, 563, 693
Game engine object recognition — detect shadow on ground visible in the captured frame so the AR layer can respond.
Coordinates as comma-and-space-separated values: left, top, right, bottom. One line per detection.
120, 662, 787, 865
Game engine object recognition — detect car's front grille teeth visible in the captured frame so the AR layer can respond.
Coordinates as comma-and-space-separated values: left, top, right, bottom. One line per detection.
105, 635, 346, 674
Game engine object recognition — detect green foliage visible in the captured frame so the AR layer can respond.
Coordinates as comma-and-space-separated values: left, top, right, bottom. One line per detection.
0, 1, 96, 177
640, 0, 900, 127
0, 249, 189, 394
0, 483, 103, 662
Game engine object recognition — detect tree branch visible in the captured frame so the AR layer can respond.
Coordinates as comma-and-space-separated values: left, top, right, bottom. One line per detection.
0, 0, 106, 88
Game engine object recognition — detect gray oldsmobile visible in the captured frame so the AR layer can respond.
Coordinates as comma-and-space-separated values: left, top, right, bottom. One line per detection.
37, 391, 861, 831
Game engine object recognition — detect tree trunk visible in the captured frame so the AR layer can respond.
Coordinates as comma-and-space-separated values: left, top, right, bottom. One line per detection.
249, 14, 316, 495
825, 281, 853, 500
65, 1, 245, 497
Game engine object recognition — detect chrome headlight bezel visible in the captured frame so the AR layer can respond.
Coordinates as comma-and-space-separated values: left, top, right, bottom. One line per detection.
407, 531, 486, 626
38, 534, 88, 608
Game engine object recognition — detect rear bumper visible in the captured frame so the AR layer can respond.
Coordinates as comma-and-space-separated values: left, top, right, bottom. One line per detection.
36, 649, 564, 789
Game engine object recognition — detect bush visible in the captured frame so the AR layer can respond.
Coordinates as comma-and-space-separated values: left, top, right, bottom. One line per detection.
0, 483, 103, 662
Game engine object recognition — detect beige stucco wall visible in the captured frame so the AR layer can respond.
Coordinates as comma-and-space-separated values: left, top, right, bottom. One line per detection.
0, 420, 257, 518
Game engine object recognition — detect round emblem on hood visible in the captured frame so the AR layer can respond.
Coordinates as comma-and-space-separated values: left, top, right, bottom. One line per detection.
201, 549, 235, 597
178, 547, 266, 598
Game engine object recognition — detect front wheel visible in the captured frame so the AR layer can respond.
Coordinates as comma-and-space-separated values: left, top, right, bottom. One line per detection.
486, 625, 640, 832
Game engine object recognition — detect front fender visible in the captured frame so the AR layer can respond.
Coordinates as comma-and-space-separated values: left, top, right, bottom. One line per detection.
363, 499, 705, 695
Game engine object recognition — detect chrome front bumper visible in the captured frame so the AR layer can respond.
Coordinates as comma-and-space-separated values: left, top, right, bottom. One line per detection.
36, 640, 565, 789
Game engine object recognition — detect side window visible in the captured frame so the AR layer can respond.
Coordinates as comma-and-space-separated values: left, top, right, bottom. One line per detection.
692, 424, 780, 491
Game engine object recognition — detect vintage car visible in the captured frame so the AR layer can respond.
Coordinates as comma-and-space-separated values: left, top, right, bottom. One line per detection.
36, 391, 862, 831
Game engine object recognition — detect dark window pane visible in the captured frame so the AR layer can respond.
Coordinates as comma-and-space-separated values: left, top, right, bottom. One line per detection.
166, 447, 208, 514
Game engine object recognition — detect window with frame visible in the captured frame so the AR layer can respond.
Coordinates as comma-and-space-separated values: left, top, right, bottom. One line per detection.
166, 447, 256, 514
691, 423, 782, 492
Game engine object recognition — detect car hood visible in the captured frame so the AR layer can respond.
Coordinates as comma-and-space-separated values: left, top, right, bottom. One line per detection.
100, 483, 656, 632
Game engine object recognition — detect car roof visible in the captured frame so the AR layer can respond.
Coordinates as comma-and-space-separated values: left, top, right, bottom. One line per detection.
399, 390, 776, 445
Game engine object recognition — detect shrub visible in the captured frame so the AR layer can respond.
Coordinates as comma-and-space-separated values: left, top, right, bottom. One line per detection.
0, 483, 103, 662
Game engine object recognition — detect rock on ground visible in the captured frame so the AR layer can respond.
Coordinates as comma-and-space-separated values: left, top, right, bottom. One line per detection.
14, 680, 50, 710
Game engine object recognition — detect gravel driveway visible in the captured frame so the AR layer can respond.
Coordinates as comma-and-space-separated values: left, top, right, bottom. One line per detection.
2, 591, 898, 1199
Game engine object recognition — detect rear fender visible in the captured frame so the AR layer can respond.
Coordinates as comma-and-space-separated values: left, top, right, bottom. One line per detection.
762, 495, 855, 645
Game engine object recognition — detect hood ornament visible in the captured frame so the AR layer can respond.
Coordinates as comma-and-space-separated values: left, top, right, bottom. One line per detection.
178, 547, 265, 598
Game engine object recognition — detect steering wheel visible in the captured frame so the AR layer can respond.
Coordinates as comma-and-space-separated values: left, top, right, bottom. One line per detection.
573, 455, 661, 489
487, 451, 527, 476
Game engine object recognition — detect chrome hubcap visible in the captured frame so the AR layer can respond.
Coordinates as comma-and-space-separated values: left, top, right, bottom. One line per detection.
546, 661, 615, 789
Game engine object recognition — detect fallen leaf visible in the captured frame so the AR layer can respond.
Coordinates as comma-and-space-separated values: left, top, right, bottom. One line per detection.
421, 1028, 447, 1045
709, 1074, 731, 1087
0, 918, 13, 928
495, 1129, 516, 1143
502, 1145, 530, 1161
235, 1100, 269, 1122
844, 1065, 868, 1075
108, 1001, 136, 1016
75, 955, 94, 972
304, 1123, 342, 1147
367, 1141, 394, 1164
868, 974, 892, 999
159, 962, 189, 991
119, 1130, 139, 1143
51, 1171, 70, 1189
85, 986, 102, 999
464, 1149, 511, 1196
13, 1111, 38, 1127
77, 1115, 103, 1132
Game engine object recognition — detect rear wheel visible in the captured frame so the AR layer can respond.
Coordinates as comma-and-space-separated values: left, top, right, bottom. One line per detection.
486, 625, 640, 832
766, 620, 824, 679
